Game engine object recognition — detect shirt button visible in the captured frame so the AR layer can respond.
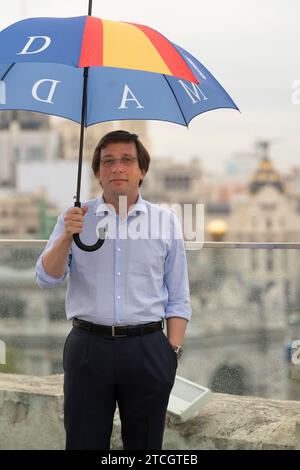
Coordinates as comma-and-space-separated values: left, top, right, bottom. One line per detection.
117, 248, 121, 252
117, 295, 120, 299
117, 272, 121, 276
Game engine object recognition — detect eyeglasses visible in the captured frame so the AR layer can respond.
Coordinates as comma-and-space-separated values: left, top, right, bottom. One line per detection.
100, 156, 138, 168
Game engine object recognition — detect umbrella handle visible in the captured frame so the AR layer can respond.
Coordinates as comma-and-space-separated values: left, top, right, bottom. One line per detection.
72, 201, 106, 252
73, 232, 105, 252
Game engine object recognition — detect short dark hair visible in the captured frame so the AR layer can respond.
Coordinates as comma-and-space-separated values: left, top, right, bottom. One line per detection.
92, 130, 150, 187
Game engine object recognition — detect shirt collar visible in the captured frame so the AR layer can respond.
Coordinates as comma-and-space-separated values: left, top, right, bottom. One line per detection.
94, 193, 147, 217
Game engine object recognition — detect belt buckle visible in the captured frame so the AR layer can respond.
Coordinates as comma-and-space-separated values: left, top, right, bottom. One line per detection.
112, 325, 126, 337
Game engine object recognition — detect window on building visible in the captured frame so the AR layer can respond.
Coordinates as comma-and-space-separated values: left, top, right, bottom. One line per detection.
51, 359, 63, 375
266, 250, 273, 272
47, 299, 66, 320
0, 295, 25, 318
0, 111, 13, 129
26, 146, 44, 161
266, 218, 273, 230
251, 250, 258, 271
19, 111, 48, 130
164, 175, 191, 190
26, 227, 38, 235
281, 250, 288, 270
71, 136, 77, 144
14, 147, 21, 161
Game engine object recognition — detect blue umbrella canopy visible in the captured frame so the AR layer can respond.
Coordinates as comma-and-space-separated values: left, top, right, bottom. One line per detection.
0, 42, 238, 126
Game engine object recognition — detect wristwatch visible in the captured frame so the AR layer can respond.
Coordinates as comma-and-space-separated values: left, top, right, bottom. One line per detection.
172, 345, 183, 359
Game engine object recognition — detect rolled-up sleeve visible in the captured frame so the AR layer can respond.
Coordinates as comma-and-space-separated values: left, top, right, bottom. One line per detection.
164, 214, 192, 321
35, 212, 71, 289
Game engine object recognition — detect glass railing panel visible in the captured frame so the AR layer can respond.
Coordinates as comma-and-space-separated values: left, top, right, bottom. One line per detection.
0, 240, 299, 401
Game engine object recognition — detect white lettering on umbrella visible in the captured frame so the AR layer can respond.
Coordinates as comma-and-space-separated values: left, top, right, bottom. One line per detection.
178, 80, 208, 104
32, 79, 60, 104
17, 36, 51, 55
118, 85, 144, 109
184, 56, 207, 80
0, 81, 6, 104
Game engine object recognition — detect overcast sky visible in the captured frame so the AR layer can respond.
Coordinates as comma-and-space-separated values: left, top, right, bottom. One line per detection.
1, 0, 300, 173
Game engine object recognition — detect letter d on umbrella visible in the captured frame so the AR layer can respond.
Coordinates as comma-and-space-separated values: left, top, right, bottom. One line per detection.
17, 36, 51, 55
32, 79, 61, 104
0, 340, 6, 364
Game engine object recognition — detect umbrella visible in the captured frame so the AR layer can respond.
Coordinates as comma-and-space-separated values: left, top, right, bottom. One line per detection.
0, 0, 239, 251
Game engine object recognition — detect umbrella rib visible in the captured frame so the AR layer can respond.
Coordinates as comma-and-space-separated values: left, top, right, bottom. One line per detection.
0, 63, 15, 81
162, 74, 188, 127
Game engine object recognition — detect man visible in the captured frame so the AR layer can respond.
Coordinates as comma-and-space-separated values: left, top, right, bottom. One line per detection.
35, 130, 191, 450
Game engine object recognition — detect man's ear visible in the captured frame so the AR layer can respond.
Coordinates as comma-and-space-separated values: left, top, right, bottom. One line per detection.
96, 169, 102, 187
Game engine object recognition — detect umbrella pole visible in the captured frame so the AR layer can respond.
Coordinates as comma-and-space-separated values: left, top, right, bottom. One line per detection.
73, 0, 105, 251
74, 0, 93, 206
74, 67, 88, 207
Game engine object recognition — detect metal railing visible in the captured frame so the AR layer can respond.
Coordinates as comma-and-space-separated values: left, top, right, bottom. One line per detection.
1, 239, 300, 249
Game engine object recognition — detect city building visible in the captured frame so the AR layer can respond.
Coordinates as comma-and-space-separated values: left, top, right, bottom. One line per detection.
0, 188, 58, 239
0, 111, 60, 187
228, 144, 300, 243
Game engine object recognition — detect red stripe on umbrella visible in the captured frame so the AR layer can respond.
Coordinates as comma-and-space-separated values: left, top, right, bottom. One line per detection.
127, 22, 199, 84
79, 16, 103, 67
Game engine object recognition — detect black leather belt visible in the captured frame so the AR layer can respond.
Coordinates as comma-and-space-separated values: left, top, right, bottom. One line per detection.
72, 318, 163, 337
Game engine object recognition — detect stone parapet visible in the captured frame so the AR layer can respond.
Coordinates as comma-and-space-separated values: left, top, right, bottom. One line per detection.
1, 373, 299, 450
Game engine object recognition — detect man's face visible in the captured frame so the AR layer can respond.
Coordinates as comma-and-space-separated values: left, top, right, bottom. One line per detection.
96, 141, 145, 199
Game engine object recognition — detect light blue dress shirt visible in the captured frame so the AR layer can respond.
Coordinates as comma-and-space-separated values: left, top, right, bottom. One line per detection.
35, 194, 191, 326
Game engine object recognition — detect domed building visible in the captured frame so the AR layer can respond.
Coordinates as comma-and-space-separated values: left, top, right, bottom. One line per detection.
228, 142, 300, 243
249, 155, 284, 195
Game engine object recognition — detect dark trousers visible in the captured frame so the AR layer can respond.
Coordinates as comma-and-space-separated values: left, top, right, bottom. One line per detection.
63, 326, 177, 450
